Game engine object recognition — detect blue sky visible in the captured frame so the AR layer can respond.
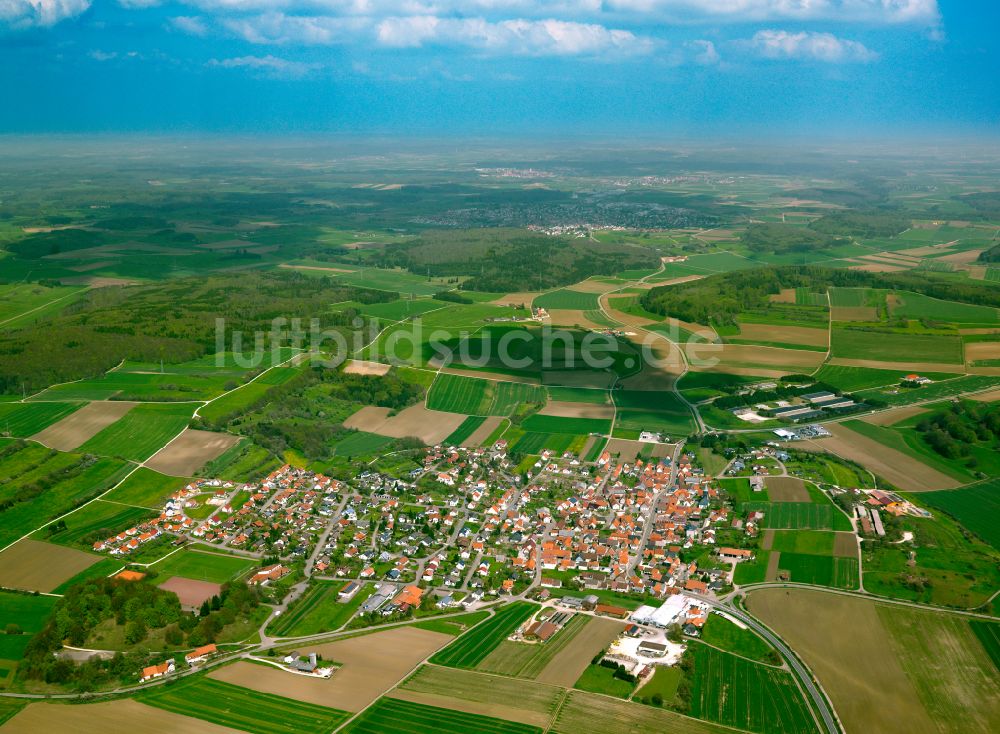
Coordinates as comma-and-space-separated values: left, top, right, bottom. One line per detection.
1, 1, 997, 135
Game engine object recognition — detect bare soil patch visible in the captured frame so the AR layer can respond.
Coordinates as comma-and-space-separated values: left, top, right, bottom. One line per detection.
211, 627, 450, 712
566, 279, 624, 294
938, 249, 984, 265
969, 388, 1000, 403
831, 306, 878, 322
342, 359, 391, 376
605, 438, 643, 462
747, 588, 937, 734
344, 404, 468, 445
493, 292, 541, 307
2, 699, 240, 734
898, 245, 955, 257
802, 424, 960, 492
539, 401, 615, 419
967, 266, 988, 281
535, 617, 626, 687
546, 309, 604, 329
850, 262, 909, 273
60, 276, 138, 288
158, 576, 222, 608
965, 341, 1000, 363
761, 529, 775, 551
711, 343, 826, 370
763, 476, 810, 502
0, 539, 100, 593
440, 367, 541, 384
769, 288, 797, 304
858, 255, 919, 269
737, 323, 828, 348
651, 275, 703, 287
862, 405, 929, 426
832, 532, 858, 558
764, 552, 781, 582
145, 429, 239, 477
31, 401, 137, 451
462, 416, 503, 447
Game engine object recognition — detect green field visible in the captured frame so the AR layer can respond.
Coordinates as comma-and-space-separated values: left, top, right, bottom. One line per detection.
700, 614, 776, 664
78, 402, 195, 461
443, 416, 487, 445
921, 479, 1000, 551
520, 414, 611, 435
637, 665, 682, 703
428, 373, 545, 416
552, 690, 737, 734
268, 581, 373, 636
0, 591, 57, 662
39, 499, 157, 548
545, 386, 610, 404
342, 696, 541, 734
399, 665, 563, 717
0, 445, 131, 547
777, 552, 859, 589
733, 550, 772, 585
813, 365, 917, 392
687, 644, 816, 734
0, 401, 82, 437
358, 298, 447, 321
51, 557, 124, 593
573, 663, 636, 699
430, 601, 538, 669
831, 328, 964, 364
855, 375, 1000, 407
333, 430, 395, 457
969, 621, 1000, 670
613, 390, 696, 437
150, 548, 256, 583
139, 676, 349, 734
890, 292, 999, 324
769, 530, 838, 555
742, 502, 852, 531
101, 467, 190, 508
33, 371, 230, 402
478, 614, 589, 678
840, 419, 973, 483
534, 289, 601, 310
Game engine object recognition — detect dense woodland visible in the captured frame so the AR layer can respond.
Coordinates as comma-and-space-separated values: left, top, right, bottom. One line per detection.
739, 223, 843, 255
373, 229, 658, 292
0, 273, 391, 393
808, 210, 911, 238
19, 577, 261, 688
916, 402, 1000, 464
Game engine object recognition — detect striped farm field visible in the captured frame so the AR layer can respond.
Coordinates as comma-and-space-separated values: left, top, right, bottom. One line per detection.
969, 621, 1000, 670
742, 502, 853, 531
430, 602, 538, 669
534, 289, 601, 310
520, 414, 611, 434
920, 478, 1000, 550
0, 401, 82, 438
427, 373, 492, 414
491, 380, 546, 415
444, 416, 487, 445
831, 327, 964, 364
552, 690, 736, 734
342, 697, 541, 734
778, 553, 860, 589
268, 581, 373, 636
77, 402, 195, 461
39, 500, 157, 548
688, 644, 816, 734
138, 676, 349, 734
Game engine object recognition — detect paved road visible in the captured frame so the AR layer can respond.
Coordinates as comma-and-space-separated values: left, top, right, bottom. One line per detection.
688, 592, 840, 734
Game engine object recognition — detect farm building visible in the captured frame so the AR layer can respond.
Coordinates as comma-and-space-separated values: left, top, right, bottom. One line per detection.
185, 643, 217, 664
140, 659, 174, 682
249, 564, 290, 586
718, 547, 754, 562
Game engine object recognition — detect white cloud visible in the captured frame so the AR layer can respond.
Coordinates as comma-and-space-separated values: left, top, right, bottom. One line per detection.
207, 53, 321, 77
0, 0, 90, 28
223, 12, 364, 44
375, 16, 654, 56
747, 29, 879, 62
89, 48, 117, 60
170, 15, 208, 36
686, 38, 718, 65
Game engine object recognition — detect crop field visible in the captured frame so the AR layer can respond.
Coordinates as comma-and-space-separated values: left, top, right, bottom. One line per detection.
40, 499, 157, 548
552, 690, 735, 734
395, 666, 562, 728
430, 602, 538, 669
876, 605, 1000, 734
813, 364, 915, 392
700, 613, 775, 663
77, 402, 195, 461
741, 502, 851, 531
332, 430, 395, 457
769, 530, 839, 555
920, 478, 1000, 550
138, 676, 350, 734
29, 400, 137, 451
534, 289, 601, 310
0, 282, 82, 324
0, 447, 131, 548
330, 267, 449, 296
33, 370, 231, 402
830, 327, 964, 364
854, 375, 1000, 408
478, 614, 589, 678
838, 420, 971, 483
101, 467, 190, 507
491, 380, 546, 414
343, 404, 467, 445
545, 386, 610, 404
443, 415, 487, 445
0, 539, 101, 593
687, 644, 815, 734
890, 292, 999, 324
776, 552, 859, 589
343, 696, 541, 734
969, 621, 1000, 669
573, 663, 635, 698
150, 548, 255, 583
145, 428, 240, 476
1, 699, 260, 734
534, 617, 625, 687
428, 373, 545, 416
520, 414, 610, 435
358, 298, 447, 321
0, 590, 57, 662
268, 581, 373, 636
0, 401, 82, 437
